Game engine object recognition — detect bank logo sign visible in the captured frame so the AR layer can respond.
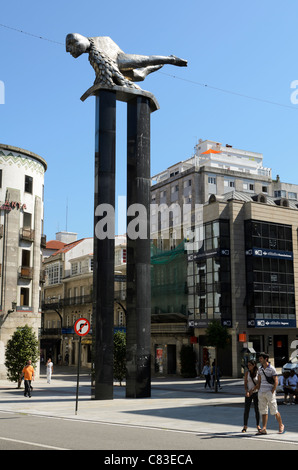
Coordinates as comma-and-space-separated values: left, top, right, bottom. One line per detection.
246, 247, 293, 260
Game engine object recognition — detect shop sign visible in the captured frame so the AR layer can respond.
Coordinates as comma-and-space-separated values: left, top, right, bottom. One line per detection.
248, 318, 296, 328
246, 247, 293, 260
0, 200, 27, 211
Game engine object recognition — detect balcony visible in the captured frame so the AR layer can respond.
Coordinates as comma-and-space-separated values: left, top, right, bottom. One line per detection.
40, 269, 46, 284
42, 299, 63, 311
41, 234, 47, 248
19, 266, 34, 280
63, 294, 93, 306
20, 227, 35, 242
40, 328, 62, 336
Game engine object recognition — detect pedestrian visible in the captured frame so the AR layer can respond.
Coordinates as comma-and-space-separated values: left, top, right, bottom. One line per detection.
242, 360, 261, 433
201, 361, 212, 389
256, 352, 285, 435
21, 359, 35, 398
212, 360, 222, 389
46, 358, 54, 384
283, 370, 297, 405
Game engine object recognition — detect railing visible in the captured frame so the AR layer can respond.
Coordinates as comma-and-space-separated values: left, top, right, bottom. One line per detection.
41, 234, 47, 248
63, 294, 93, 306
20, 227, 35, 242
40, 328, 62, 336
19, 266, 33, 280
42, 291, 128, 311
40, 269, 46, 283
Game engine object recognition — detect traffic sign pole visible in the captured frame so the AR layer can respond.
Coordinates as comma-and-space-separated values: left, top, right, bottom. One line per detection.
75, 336, 81, 415
73, 318, 90, 414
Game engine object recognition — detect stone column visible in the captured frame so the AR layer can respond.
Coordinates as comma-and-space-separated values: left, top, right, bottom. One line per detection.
126, 96, 151, 398
92, 90, 116, 400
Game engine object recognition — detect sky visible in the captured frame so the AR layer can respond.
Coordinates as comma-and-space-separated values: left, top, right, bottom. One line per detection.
1, 1, 298, 241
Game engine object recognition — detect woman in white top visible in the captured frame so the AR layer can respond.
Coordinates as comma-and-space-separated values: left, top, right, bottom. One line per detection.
242, 360, 261, 433
46, 358, 54, 384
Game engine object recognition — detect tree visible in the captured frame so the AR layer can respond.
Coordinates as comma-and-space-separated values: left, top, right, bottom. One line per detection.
113, 330, 126, 386
205, 320, 230, 392
5, 325, 39, 388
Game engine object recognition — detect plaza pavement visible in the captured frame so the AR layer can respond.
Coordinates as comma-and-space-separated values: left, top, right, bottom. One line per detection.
0, 366, 297, 445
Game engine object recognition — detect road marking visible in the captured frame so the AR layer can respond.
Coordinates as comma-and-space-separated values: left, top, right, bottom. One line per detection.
0, 436, 68, 450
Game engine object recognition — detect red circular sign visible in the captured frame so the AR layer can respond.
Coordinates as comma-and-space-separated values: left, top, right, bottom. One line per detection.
74, 318, 91, 337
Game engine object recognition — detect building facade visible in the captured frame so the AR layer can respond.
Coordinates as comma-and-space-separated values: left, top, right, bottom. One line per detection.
150, 139, 298, 376
41, 234, 126, 368
0, 144, 47, 379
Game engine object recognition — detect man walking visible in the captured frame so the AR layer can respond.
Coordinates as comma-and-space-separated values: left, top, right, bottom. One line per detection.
21, 360, 35, 398
256, 352, 284, 435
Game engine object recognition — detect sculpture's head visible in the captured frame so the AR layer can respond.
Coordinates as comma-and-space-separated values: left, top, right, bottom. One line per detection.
66, 33, 90, 58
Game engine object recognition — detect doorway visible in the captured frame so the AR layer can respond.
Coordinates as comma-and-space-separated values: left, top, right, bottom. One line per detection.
167, 344, 176, 374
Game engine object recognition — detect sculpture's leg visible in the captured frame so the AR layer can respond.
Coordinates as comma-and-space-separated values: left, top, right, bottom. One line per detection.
92, 89, 116, 400
126, 96, 151, 398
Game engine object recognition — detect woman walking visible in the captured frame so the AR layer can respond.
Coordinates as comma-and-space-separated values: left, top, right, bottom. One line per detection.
201, 361, 212, 389
46, 358, 54, 384
242, 360, 261, 433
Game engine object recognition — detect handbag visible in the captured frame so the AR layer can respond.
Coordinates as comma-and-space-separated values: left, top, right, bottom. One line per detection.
261, 367, 275, 385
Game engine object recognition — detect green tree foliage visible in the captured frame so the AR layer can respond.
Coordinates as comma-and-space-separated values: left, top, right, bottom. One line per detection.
4, 325, 39, 387
205, 320, 229, 350
113, 331, 126, 386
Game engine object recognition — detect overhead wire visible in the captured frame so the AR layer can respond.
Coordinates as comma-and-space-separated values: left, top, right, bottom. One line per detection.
0, 22, 297, 111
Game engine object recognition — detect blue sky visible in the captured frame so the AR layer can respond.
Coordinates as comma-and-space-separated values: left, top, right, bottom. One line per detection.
1, 1, 298, 241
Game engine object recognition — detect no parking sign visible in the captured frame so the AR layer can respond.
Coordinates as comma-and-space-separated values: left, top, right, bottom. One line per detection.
74, 318, 90, 337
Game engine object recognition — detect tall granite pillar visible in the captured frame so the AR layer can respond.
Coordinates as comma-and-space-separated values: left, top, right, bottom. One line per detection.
126, 96, 152, 398
92, 89, 116, 400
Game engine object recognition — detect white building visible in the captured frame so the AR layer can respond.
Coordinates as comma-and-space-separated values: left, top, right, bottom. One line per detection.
0, 144, 47, 379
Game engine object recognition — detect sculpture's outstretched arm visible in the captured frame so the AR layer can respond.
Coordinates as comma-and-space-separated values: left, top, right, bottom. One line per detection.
118, 53, 187, 71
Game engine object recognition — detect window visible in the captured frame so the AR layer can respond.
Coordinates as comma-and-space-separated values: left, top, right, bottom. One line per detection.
274, 190, 286, 198
208, 177, 216, 185
45, 262, 62, 285
187, 220, 231, 324
22, 249, 30, 267
71, 262, 78, 275
0, 169, 2, 188
243, 181, 255, 192
262, 186, 268, 193
20, 287, 30, 306
245, 220, 295, 322
71, 262, 82, 276
288, 192, 297, 200
25, 175, 33, 194
23, 212, 32, 228
224, 179, 235, 192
